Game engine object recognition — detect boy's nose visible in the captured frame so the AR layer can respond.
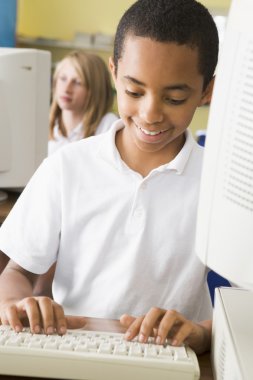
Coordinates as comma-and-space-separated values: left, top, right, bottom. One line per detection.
139, 97, 164, 124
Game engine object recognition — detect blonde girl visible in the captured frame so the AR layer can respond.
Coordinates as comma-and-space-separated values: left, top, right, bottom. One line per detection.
48, 50, 118, 155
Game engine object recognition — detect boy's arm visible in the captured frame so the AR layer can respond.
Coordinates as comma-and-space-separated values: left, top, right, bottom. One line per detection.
0, 259, 86, 334
0, 250, 9, 274
33, 263, 55, 298
120, 308, 211, 354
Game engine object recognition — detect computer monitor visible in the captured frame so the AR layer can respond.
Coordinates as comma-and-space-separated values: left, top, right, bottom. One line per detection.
0, 48, 51, 201
196, 0, 253, 291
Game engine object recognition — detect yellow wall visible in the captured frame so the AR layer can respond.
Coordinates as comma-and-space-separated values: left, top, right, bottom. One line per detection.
17, 0, 135, 39
17, 0, 231, 40
202, 0, 230, 9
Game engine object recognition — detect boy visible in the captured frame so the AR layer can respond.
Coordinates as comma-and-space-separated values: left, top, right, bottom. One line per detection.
0, 0, 218, 354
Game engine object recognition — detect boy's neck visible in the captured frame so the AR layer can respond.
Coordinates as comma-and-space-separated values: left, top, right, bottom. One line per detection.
116, 129, 186, 177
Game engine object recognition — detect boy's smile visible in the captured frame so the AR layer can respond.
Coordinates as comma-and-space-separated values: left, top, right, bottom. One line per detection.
110, 36, 213, 176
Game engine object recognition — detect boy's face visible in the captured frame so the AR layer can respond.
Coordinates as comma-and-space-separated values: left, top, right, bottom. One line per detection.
110, 36, 212, 164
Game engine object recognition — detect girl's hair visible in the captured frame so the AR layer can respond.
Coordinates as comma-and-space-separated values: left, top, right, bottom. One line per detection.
49, 50, 114, 139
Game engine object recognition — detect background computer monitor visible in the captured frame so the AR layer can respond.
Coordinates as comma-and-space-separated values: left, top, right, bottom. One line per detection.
0, 48, 51, 200
196, 0, 253, 291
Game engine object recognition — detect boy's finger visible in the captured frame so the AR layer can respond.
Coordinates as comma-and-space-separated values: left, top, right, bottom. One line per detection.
66, 315, 87, 330
119, 313, 136, 328
170, 322, 193, 347
1, 305, 24, 332
138, 307, 165, 343
156, 309, 179, 345
123, 315, 144, 341
36, 297, 56, 334
53, 303, 67, 335
20, 297, 42, 334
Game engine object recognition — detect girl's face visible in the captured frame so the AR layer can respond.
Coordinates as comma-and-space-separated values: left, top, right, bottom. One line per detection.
55, 59, 89, 116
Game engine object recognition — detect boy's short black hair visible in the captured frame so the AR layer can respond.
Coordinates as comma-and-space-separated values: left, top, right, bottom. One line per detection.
113, 0, 219, 90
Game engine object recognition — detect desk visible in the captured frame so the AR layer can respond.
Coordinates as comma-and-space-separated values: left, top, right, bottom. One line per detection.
0, 318, 213, 380
0, 192, 19, 224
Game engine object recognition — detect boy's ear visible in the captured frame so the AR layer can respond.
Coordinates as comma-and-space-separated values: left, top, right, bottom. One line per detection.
109, 57, 117, 85
198, 76, 215, 106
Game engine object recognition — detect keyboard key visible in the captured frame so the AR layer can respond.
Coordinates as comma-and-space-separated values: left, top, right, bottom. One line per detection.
174, 346, 189, 361
129, 342, 143, 357
144, 345, 158, 357
113, 342, 128, 355
98, 342, 112, 354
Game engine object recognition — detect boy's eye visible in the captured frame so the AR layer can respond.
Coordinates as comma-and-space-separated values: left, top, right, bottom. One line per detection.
165, 98, 186, 105
125, 89, 142, 98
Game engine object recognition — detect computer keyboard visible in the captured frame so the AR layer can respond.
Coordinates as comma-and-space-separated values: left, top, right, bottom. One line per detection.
0, 325, 200, 380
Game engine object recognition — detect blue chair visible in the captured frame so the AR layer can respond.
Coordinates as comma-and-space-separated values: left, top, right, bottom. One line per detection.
207, 270, 230, 306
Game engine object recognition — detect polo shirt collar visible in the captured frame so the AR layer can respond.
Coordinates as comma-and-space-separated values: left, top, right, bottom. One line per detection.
157, 129, 195, 175
99, 119, 195, 175
54, 122, 83, 141
98, 119, 125, 170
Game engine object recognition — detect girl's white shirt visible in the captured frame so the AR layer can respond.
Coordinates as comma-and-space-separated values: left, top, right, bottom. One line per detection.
48, 112, 118, 155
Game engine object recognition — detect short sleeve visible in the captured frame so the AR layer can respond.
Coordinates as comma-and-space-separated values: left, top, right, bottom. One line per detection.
0, 155, 62, 274
95, 113, 118, 135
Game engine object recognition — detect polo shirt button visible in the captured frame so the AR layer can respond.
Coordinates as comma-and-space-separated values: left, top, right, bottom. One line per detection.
134, 207, 143, 217
140, 183, 147, 189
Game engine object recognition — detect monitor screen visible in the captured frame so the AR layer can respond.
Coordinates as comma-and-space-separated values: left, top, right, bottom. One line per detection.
0, 48, 51, 200
196, 0, 253, 291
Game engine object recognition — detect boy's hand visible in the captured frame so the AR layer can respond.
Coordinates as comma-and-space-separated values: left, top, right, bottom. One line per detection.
0, 297, 86, 335
120, 307, 211, 354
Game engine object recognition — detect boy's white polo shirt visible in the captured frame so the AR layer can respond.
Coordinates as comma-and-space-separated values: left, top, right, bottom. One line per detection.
0, 119, 212, 322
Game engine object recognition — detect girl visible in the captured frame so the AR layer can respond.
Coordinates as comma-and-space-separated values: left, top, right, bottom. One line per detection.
48, 50, 118, 155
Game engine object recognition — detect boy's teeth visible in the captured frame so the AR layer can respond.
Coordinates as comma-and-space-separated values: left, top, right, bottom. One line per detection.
140, 127, 161, 136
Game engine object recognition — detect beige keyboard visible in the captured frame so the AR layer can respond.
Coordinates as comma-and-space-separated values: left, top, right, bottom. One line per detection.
0, 325, 200, 380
